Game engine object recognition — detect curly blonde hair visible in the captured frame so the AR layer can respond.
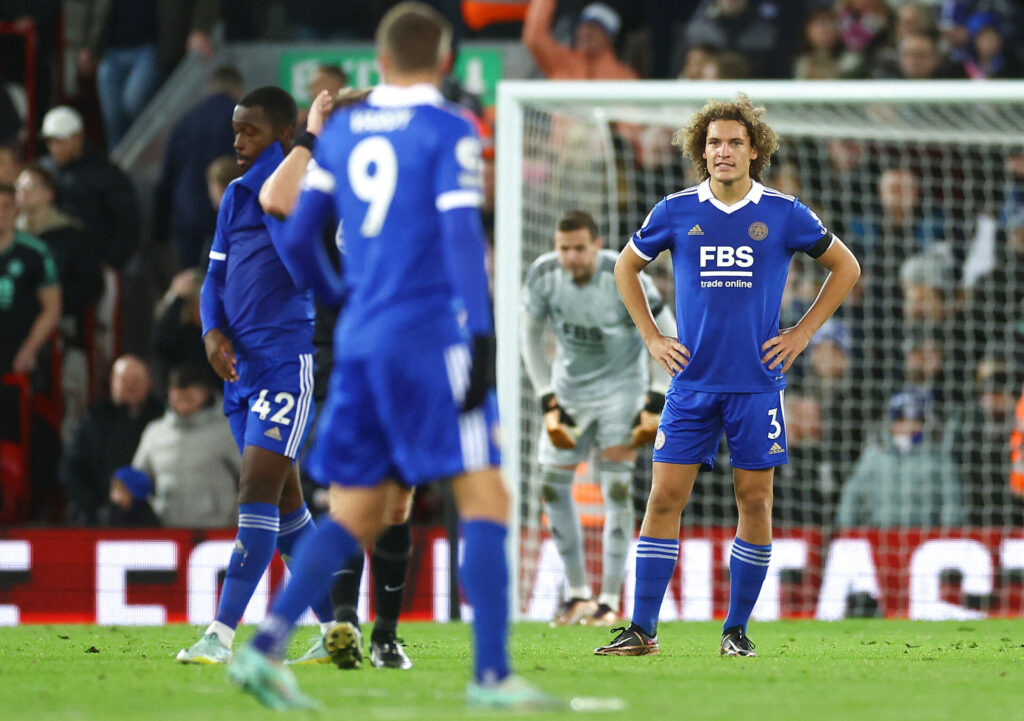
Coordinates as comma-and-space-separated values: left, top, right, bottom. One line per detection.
672, 94, 780, 183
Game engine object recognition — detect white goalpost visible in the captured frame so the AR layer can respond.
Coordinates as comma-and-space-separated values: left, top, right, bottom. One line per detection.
496, 80, 1024, 623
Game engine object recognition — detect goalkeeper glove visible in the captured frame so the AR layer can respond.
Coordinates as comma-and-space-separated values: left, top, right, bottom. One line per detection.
630, 391, 666, 447
462, 334, 496, 412
541, 392, 579, 449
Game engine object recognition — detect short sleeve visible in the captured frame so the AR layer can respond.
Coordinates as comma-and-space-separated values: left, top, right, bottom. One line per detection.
520, 259, 550, 319
40, 247, 58, 287
629, 199, 673, 261
434, 116, 484, 213
788, 199, 833, 257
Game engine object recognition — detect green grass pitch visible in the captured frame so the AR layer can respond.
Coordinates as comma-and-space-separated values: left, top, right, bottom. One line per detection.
2, 620, 1022, 720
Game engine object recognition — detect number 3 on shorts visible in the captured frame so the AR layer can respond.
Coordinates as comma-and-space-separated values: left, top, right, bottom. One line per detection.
251, 389, 295, 425
767, 407, 781, 439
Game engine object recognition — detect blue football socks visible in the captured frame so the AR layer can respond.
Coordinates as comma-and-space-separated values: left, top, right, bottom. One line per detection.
723, 537, 772, 633
631, 536, 679, 636
277, 504, 334, 624
460, 519, 510, 684
252, 517, 361, 657
215, 502, 279, 628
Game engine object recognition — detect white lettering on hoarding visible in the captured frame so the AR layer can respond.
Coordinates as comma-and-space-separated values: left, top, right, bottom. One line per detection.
0, 540, 30, 625
909, 539, 990, 621
815, 539, 881, 620
96, 541, 177, 625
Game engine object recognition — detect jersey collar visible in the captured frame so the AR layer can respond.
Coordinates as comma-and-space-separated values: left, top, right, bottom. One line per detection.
367, 83, 444, 108
696, 178, 764, 214
238, 142, 284, 194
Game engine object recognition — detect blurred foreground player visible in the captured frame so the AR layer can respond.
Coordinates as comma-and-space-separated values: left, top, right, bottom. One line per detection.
228, 3, 552, 711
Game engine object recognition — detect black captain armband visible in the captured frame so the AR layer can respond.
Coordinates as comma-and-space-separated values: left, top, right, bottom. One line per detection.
805, 232, 835, 259
293, 130, 316, 153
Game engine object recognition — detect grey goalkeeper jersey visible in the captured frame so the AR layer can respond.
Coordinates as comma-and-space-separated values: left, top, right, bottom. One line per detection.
521, 249, 667, 404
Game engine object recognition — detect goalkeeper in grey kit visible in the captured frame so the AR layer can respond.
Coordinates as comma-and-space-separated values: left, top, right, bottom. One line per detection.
520, 210, 676, 626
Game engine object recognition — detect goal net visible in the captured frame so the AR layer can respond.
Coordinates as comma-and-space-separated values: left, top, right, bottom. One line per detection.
495, 81, 1024, 623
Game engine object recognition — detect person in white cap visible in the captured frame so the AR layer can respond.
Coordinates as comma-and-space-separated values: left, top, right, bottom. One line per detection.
38, 106, 139, 270
523, 0, 637, 80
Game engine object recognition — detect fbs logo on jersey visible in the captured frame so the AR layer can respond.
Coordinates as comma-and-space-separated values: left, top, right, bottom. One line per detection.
654, 429, 666, 450
264, 426, 283, 441
688, 224, 704, 236
768, 442, 784, 454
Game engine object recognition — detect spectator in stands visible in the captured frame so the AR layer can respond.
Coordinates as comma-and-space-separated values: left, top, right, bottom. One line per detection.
124, 363, 239, 528
963, 199, 1024, 372
682, 0, 802, 79
794, 7, 844, 80
70, 0, 220, 147
940, 1, 1023, 68
106, 465, 160, 527
947, 355, 1021, 525
836, 389, 962, 528
150, 268, 217, 389
899, 245, 957, 324
15, 161, 104, 440
869, 2, 940, 78
153, 65, 244, 269
38, 106, 140, 270
197, 156, 243, 263
60, 354, 163, 525
523, 0, 637, 80
678, 44, 717, 81
0, 183, 61, 378
0, 145, 20, 185
297, 65, 348, 130
698, 51, 751, 80
901, 324, 949, 411
883, 31, 966, 79
960, 11, 1022, 79
835, 0, 892, 76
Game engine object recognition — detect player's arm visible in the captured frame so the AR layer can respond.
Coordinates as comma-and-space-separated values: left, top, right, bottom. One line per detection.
519, 302, 578, 449
276, 162, 345, 308
761, 235, 860, 373
260, 89, 335, 218
200, 195, 237, 382
615, 245, 689, 376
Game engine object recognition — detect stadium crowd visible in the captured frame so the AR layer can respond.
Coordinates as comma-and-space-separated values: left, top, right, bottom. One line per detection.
1, 0, 1023, 531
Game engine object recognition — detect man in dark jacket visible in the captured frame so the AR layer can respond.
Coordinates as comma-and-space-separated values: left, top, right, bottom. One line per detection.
37, 105, 140, 270
153, 65, 244, 268
60, 354, 163, 525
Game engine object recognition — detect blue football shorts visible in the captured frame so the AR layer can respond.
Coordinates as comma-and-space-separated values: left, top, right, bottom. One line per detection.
223, 352, 316, 460
652, 387, 788, 470
306, 342, 501, 488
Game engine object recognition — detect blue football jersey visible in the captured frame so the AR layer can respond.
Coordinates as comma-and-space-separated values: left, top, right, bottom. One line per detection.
630, 179, 833, 392
202, 143, 315, 358
302, 83, 487, 357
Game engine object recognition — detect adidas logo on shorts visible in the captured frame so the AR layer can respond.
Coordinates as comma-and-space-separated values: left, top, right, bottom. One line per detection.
768, 442, 784, 454
264, 426, 283, 441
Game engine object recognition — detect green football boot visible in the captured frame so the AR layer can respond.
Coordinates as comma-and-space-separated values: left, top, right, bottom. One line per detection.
466, 674, 560, 711
176, 632, 232, 664
285, 633, 331, 665
229, 645, 321, 711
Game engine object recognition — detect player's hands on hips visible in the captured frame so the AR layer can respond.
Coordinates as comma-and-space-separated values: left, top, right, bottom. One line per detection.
630, 392, 665, 447
761, 325, 813, 373
204, 328, 238, 382
646, 335, 689, 376
541, 393, 578, 449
